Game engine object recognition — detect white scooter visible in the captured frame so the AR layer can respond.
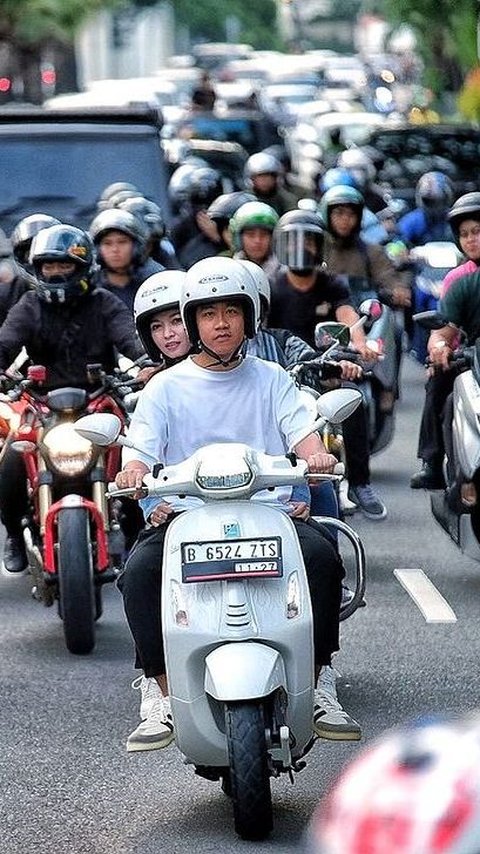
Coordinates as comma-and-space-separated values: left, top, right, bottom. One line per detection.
75, 389, 365, 841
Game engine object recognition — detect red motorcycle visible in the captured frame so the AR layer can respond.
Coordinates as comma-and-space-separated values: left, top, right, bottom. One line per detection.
0, 363, 142, 654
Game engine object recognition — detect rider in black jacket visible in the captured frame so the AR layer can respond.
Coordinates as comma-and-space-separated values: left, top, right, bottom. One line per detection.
0, 224, 144, 574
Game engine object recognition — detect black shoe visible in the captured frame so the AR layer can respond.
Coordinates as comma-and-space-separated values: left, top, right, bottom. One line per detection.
410, 462, 445, 490
2, 535, 27, 575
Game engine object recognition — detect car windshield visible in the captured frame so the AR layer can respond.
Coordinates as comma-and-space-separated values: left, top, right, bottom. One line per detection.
0, 125, 169, 234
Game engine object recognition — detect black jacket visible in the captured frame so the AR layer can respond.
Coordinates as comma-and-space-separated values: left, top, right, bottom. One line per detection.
91, 258, 164, 313
0, 288, 144, 388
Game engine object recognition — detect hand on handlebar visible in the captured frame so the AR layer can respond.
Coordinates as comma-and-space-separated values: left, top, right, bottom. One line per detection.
338, 359, 363, 381
115, 465, 149, 499
307, 452, 338, 473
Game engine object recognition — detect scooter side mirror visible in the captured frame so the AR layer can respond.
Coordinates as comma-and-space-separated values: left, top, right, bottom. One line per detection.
357, 298, 383, 324
316, 388, 363, 425
314, 321, 351, 350
74, 413, 123, 446
412, 310, 447, 330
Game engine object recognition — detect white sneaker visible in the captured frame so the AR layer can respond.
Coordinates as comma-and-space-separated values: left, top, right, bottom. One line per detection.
126, 696, 174, 753
131, 675, 163, 720
313, 665, 361, 741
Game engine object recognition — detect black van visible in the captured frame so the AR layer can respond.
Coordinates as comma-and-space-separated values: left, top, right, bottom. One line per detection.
0, 106, 171, 236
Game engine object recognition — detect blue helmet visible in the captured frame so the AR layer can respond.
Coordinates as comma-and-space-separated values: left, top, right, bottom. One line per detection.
415, 171, 453, 214
318, 168, 359, 195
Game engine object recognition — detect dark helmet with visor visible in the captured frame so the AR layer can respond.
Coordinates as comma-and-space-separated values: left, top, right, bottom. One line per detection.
273, 209, 325, 273
11, 213, 62, 282
30, 224, 95, 304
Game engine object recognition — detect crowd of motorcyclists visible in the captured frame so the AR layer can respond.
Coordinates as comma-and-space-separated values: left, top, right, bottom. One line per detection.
2, 129, 479, 838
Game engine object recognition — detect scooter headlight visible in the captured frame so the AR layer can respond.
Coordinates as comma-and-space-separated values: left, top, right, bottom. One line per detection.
43, 422, 94, 476
195, 446, 252, 492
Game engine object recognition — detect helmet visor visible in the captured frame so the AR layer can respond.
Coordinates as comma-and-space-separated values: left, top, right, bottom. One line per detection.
275, 227, 323, 271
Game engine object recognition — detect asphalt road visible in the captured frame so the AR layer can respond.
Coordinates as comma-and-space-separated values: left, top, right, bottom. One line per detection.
3, 354, 480, 854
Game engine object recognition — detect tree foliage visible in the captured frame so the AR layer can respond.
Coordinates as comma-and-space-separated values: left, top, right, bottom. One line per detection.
373, 0, 478, 93
169, 0, 280, 50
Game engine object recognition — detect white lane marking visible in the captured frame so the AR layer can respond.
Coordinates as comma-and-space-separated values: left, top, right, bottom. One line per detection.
394, 568, 457, 623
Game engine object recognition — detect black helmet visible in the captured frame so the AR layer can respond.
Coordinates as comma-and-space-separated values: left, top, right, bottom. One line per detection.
273, 209, 325, 272
97, 181, 139, 212
109, 188, 141, 208
168, 163, 201, 211
207, 191, 257, 230
188, 166, 223, 209
30, 224, 95, 304
10, 213, 61, 280
448, 192, 480, 247
89, 209, 147, 266
318, 185, 365, 236
119, 196, 166, 240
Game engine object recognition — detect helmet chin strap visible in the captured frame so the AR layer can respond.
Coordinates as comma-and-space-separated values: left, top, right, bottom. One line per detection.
198, 338, 246, 368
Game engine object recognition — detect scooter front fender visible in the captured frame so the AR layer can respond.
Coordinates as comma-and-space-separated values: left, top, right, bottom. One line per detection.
205, 642, 286, 701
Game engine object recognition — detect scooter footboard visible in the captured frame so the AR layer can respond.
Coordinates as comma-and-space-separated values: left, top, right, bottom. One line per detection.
204, 642, 286, 701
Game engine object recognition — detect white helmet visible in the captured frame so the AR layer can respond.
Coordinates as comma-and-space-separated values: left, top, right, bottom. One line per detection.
134, 270, 187, 360
237, 258, 271, 311
245, 152, 282, 181
181, 257, 260, 344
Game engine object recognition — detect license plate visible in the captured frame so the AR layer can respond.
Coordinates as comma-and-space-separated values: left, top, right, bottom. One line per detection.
181, 537, 283, 582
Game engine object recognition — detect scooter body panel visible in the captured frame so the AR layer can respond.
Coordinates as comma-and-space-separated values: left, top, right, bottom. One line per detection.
162, 501, 314, 767
453, 371, 480, 480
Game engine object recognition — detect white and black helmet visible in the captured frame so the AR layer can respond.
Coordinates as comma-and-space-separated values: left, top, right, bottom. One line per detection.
181, 257, 260, 344
134, 270, 187, 361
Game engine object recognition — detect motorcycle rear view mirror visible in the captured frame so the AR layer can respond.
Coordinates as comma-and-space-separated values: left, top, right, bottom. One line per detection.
74, 413, 160, 468
314, 321, 351, 350
412, 310, 447, 330
316, 388, 363, 424
74, 413, 125, 447
357, 298, 383, 322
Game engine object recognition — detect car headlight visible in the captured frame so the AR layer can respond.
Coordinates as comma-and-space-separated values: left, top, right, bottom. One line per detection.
43, 422, 94, 476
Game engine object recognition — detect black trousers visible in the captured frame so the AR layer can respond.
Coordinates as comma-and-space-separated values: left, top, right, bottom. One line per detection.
118, 517, 344, 677
342, 395, 370, 486
0, 448, 28, 536
417, 369, 458, 463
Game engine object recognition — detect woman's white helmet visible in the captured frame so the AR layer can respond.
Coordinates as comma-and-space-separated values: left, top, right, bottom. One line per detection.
133, 270, 187, 360
236, 258, 271, 313
181, 257, 260, 344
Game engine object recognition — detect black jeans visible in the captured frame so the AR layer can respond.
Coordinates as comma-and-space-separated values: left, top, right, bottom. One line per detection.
342, 394, 370, 486
0, 447, 29, 537
417, 368, 458, 464
118, 516, 344, 676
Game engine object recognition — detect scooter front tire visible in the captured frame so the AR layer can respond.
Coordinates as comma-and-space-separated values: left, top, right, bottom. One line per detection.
225, 701, 273, 841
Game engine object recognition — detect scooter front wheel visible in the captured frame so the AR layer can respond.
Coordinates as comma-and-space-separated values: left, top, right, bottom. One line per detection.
225, 701, 273, 840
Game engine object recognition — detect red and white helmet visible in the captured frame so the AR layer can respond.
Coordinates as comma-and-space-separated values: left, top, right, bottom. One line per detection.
306, 714, 480, 854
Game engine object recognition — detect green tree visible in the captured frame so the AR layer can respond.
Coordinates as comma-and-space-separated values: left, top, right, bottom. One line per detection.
0, 0, 122, 103
369, 0, 478, 94
170, 0, 280, 50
